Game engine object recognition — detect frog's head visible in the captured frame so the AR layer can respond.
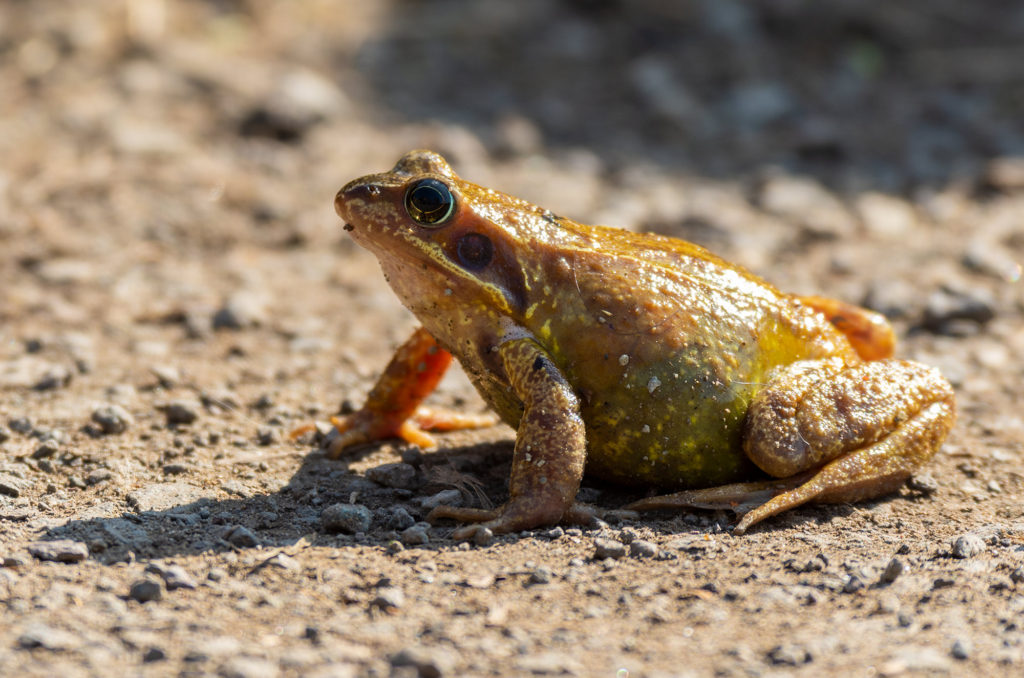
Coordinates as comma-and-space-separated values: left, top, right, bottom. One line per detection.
336, 150, 534, 345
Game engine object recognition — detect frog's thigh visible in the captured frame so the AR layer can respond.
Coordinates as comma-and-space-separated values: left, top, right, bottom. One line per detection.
735, 357, 955, 533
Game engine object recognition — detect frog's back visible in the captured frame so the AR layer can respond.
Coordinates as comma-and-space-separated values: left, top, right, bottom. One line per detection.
522, 220, 857, 488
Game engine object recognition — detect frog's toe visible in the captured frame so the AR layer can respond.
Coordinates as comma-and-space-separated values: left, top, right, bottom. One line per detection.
426, 505, 499, 526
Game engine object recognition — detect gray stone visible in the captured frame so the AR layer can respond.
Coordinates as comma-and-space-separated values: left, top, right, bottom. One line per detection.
365, 462, 418, 490
400, 524, 430, 546
923, 287, 996, 335
163, 399, 200, 425
86, 469, 115, 485
32, 439, 59, 459
952, 534, 985, 559
593, 537, 628, 560
378, 506, 416, 530
127, 482, 211, 512
0, 473, 31, 498
27, 540, 89, 563
371, 587, 405, 612
879, 557, 906, 585
220, 655, 280, 678
321, 503, 372, 534
100, 517, 152, 548
221, 525, 259, 548
146, 562, 197, 590
18, 623, 80, 650
472, 527, 494, 547
91, 404, 134, 434
129, 577, 163, 603
389, 646, 454, 678
529, 566, 553, 585
629, 540, 659, 559
213, 292, 268, 330
951, 639, 971, 660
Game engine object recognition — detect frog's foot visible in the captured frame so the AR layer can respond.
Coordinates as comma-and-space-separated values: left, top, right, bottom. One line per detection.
623, 473, 814, 515
428, 501, 599, 541
409, 406, 499, 432
732, 357, 955, 534
325, 406, 498, 459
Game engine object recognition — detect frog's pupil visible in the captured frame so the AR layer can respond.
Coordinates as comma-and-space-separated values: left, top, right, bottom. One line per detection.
405, 179, 454, 226
457, 233, 493, 270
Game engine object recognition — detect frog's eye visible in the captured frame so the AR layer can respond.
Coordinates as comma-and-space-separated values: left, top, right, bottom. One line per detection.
456, 233, 493, 270
405, 178, 455, 227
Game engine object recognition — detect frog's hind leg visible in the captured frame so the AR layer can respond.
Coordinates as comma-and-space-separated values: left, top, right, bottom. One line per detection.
627, 357, 954, 533
624, 473, 814, 516
732, 356, 955, 534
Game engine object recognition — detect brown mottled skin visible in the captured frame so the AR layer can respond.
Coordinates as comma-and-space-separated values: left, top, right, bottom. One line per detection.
329, 150, 956, 538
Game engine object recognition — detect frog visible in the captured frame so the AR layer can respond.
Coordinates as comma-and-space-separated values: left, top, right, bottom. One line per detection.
328, 150, 956, 540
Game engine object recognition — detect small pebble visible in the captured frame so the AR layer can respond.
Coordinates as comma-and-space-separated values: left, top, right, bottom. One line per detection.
922, 287, 996, 335
32, 439, 59, 459
951, 639, 971, 660
149, 365, 180, 388
767, 643, 812, 666
142, 646, 167, 663
400, 524, 430, 546
27, 540, 89, 563
163, 400, 199, 426
880, 557, 906, 584
371, 587, 405, 612
951, 534, 985, 559
630, 540, 659, 558
593, 537, 628, 560
85, 469, 115, 485
366, 462, 418, 490
146, 563, 197, 590
1010, 567, 1024, 585
389, 646, 453, 677
544, 526, 565, 539
473, 527, 494, 547
843, 575, 865, 594
8, 417, 32, 434
320, 503, 372, 534
220, 525, 259, 548
529, 566, 553, 585
212, 292, 267, 330
256, 426, 277, 446
0, 426, 10, 444
129, 577, 163, 603
378, 506, 416, 531
907, 473, 939, 495
91, 404, 133, 434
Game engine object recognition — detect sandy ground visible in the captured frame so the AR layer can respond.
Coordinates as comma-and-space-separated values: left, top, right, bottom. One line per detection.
2, 2, 1024, 676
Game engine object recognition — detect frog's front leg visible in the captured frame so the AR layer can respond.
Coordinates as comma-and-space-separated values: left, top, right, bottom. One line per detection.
428, 338, 587, 539
325, 327, 496, 458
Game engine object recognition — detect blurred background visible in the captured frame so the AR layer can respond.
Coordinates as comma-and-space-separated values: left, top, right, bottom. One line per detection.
1, 0, 1021, 392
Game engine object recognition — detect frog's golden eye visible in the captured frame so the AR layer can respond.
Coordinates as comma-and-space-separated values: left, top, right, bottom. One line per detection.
405, 178, 455, 227
457, 233, 493, 270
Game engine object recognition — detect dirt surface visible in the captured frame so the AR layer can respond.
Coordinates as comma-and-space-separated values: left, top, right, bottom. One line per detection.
2, 2, 1024, 677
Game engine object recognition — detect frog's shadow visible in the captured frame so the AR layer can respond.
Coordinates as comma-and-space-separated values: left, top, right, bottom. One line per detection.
44, 437, 920, 564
